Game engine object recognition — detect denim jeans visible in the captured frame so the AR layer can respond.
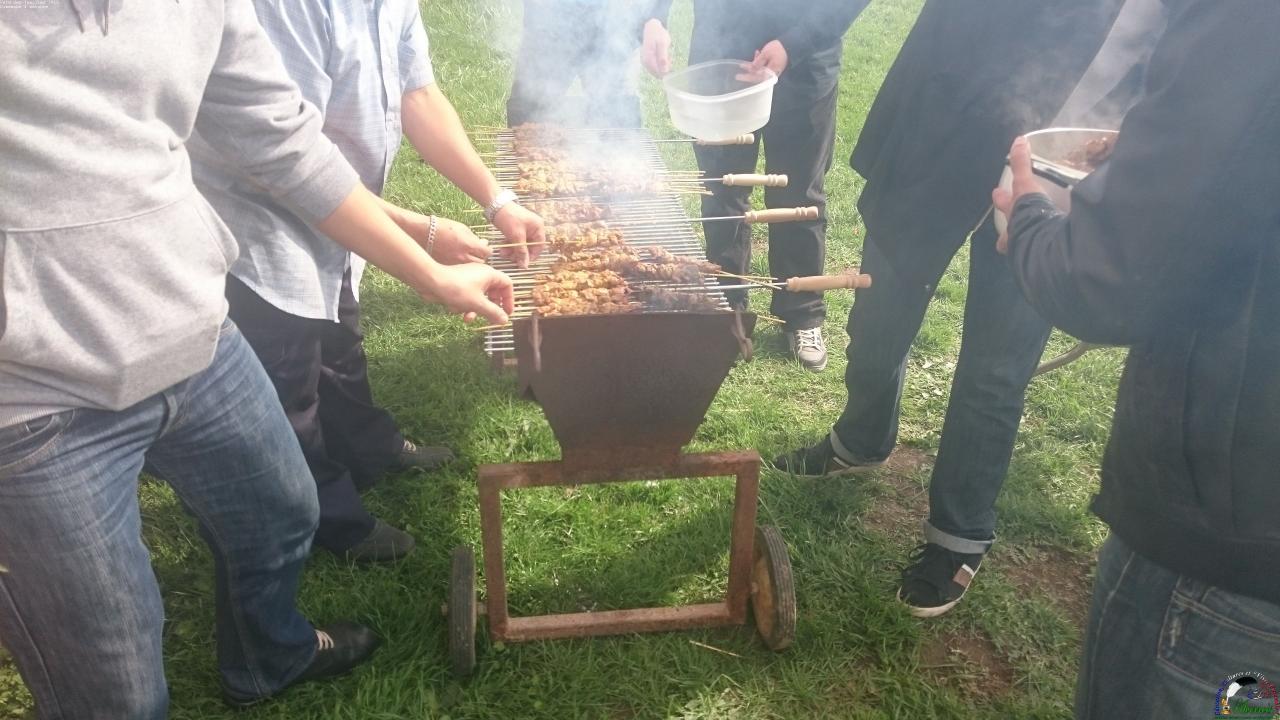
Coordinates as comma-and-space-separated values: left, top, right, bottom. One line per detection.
831, 219, 1052, 552
0, 321, 320, 719
1077, 535, 1280, 719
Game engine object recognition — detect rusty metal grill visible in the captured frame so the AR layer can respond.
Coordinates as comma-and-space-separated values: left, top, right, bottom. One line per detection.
480, 128, 731, 357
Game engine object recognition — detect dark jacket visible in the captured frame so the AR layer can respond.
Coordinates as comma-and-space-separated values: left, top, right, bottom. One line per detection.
1008, 0, 1280, 606
651, 0, 869, 64
852, 0, 1123, 288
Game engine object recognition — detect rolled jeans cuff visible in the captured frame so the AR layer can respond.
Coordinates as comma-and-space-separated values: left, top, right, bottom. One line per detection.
828, 428, 884, 466
924, 520, 994, 555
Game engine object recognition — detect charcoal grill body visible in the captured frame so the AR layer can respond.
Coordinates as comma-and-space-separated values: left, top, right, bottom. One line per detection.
455, 311, 793, 660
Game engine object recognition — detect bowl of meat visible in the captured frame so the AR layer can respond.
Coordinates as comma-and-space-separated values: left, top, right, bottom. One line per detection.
994, 128, 1118, 236
663, 60, 777, 142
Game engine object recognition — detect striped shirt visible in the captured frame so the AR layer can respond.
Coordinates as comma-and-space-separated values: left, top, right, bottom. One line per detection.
191, 0, 435, 321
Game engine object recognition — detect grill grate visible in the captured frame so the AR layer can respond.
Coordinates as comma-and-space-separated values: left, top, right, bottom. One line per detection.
481, 128, 730, 356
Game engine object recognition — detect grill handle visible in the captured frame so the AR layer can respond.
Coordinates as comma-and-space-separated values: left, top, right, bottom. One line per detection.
744, 207, 819, 224
784, 273, 873, 292
696, 133, 755, 146
721, 173, 788, 188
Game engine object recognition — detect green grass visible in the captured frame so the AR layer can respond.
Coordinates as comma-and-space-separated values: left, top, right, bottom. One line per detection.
0, 0, 1127, 717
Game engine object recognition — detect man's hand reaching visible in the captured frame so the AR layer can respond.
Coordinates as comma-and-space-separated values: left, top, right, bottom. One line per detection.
491, 202, 545, 268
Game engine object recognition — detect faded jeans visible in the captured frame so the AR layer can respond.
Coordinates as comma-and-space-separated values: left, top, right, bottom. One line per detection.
0, 321, 319, 719
1076, 534, 1280, 719
832, 219, 1052, 553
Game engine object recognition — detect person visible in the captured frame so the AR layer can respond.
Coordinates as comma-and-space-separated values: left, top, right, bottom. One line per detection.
772, 0, 1144, 617
507, 0, 666, 128
641, 0, 871, 372
0, 1, 511, 717
191, 0, 544, 563
993, 2, 1280, 716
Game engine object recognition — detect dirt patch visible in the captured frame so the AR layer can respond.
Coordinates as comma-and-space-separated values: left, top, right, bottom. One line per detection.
997, 545, 1095, 626
859, 447, 932, 541
919, 629, 1016, 699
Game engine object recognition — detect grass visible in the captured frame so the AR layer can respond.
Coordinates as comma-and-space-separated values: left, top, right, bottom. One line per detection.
0, 0, 1127, 717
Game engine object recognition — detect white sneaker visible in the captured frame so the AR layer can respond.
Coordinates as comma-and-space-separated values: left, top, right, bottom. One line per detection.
786, 327, 827, 372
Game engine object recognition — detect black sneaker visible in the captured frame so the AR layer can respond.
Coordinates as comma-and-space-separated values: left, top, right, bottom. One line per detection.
771, 436, 885, 478
343, 519, 416, 563
897, 543, 984, 618
393, 439, 455, 472
223, 622, 381, 708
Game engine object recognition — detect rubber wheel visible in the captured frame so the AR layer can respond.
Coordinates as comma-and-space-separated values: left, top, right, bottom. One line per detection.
750, 525, 796, 651
448, 546, 478, 679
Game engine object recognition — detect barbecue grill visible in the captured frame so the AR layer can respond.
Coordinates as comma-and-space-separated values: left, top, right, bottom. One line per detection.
445, 127, 834, 678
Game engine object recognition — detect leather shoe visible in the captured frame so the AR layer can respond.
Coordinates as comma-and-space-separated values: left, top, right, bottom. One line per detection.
344, 519, 416, 563
223, 621, 380, 708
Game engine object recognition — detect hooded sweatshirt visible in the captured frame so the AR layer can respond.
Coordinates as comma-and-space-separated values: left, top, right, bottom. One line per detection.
0, 0, 360, 429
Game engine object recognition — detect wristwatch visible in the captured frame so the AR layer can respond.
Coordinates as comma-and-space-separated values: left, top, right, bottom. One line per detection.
484, 188, 518, 224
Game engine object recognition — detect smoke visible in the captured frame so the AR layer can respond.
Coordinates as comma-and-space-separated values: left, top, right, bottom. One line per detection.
991, 0, 1166, 137
1052, 0, 1168, 129
497, 0, 653, 131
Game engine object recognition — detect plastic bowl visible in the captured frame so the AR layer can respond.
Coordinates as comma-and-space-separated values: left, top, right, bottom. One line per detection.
663, 60, 777, 142
994, 127, 1118, 236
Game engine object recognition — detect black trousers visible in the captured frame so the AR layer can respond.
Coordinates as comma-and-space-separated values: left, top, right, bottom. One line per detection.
832, 221, 1052, 550
690, 43, 843, 330
506, 0, 643, 128
225, 272, 404, 552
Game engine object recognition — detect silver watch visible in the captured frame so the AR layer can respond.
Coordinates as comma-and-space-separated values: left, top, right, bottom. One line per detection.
484, 189, 518, 224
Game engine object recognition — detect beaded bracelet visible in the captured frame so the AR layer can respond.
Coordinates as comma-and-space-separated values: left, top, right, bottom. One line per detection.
426, 215, 438, 256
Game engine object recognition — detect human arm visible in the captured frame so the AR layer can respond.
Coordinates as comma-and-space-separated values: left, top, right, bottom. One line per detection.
398, 11, 544, 267
195, 0, 511, 322
995, 1, 1280, 345
373, 195, 490, 266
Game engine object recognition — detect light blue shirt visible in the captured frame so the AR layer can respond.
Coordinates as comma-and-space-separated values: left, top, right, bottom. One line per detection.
191, 0, 435, 320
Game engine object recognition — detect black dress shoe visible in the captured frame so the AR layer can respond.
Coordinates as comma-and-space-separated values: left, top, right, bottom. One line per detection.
223, 622, 381, 708
343, 519, 416, 563
394, 439, 455, 472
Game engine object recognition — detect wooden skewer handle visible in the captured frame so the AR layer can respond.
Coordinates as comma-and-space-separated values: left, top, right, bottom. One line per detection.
784, 273, 873, 292
696, 133, 755, 146
744, 206, 820, 224
721, 173, 788, 188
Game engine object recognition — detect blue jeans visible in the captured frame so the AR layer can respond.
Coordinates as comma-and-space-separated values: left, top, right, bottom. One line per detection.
831, 219, 1052, 553
1077, 535, 1280, 718
0, 321, 320, 719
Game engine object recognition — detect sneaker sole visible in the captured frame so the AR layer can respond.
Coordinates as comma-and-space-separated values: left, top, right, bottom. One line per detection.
800, 358, 828, 372
896, 582, 972, 619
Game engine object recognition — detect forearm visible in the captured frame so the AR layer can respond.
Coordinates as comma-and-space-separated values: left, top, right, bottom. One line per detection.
373, 194, 427, 235
402, 85, 502, 207
317, 185, 442, 297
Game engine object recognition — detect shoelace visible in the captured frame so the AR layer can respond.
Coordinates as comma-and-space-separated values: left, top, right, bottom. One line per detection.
316, 630, 335, 651
793, 327, 825, 353
403, 439, 418, 453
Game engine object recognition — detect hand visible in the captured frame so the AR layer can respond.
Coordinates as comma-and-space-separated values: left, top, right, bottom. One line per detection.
491, 202, 545, 268
408, 214, 489, 265
751, 40, 788, 77
641, 19, 672, 77
991, 135, 1043, 254
422, 262, 514, 325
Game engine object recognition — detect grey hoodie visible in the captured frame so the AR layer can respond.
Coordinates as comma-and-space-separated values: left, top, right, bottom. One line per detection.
0, 0, 361, 428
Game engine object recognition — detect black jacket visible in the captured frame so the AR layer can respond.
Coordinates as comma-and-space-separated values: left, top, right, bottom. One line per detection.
651, 0, 869, 64
1009, 0, 1280, 605
851, 0, 1123, 288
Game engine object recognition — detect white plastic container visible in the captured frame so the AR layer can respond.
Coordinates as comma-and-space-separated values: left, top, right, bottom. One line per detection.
994, 127, 1118, 236
663, 60, 777, 142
